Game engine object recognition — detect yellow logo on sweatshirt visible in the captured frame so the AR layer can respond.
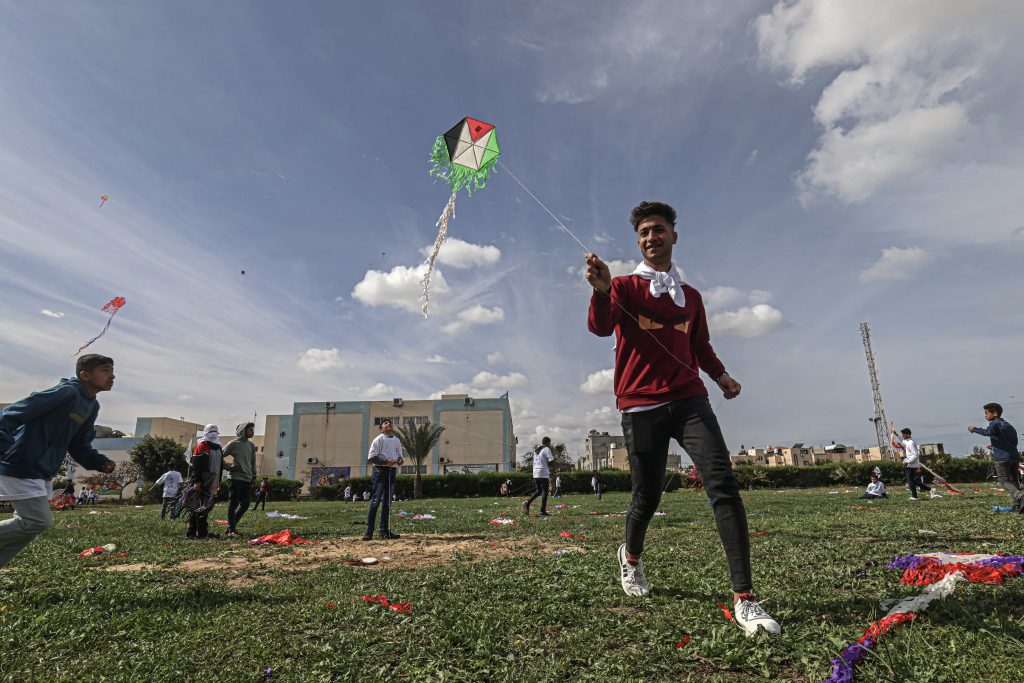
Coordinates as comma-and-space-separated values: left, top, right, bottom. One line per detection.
69, 412, 86, 424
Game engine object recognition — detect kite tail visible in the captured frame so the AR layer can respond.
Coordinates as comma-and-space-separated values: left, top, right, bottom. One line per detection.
420, 192, 456, 318
73, 313, 116, 356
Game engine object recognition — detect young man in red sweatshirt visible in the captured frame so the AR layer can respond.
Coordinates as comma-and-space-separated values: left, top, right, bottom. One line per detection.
584, 201, 780, 636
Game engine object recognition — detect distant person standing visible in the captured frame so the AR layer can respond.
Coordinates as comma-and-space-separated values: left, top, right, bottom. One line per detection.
363, 419, 403, 541
895, 428, 933, 500
223, 422, 257, 537
251, 477, 269, 511
524, 438, 554, 517
186, 424, 224, 539
153, 466, 183, 520
594, 472, 604, 500
554, 475, 562, 498
969, 403, 1020, 510
0, 354, 116, 568
504, 478, 513, 498
343, 484, 353, 503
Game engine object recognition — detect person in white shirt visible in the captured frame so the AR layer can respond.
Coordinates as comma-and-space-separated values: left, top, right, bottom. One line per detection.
861, 474, 887, 499
362, 419, 403, 541
554, 475, 562, 498
153, 467, 183, 520
895, 427, 934, 500
343, 484, 353, 503
524, 437, 554, 516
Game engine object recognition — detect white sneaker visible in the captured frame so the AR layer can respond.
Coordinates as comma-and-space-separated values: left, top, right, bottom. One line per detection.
930, 491, 942, 499
617, 544, 650, 597
733, 596, 781, 637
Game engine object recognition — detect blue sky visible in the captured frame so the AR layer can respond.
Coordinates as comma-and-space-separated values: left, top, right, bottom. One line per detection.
2, 1, 1023, 459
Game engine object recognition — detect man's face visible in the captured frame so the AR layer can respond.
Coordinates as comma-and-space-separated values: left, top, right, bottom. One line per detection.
901, 432, 911, 440
381, 420, 393, 435
245, 424, 255, 438
80, 364, 115, 393
636, 216, 677, 265
985, 409, 998, 421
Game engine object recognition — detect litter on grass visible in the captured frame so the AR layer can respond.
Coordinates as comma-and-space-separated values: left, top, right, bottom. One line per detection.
249, 530, 310, 546
991, 505, 1014, 512
489, 518, 516, 526
362, 594, 413, 613
78, 544, 116, 557
411, 514, 436, 520
266, 511, 310, 520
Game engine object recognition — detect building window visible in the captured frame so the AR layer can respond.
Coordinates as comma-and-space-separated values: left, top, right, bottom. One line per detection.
400, 465, 426, 475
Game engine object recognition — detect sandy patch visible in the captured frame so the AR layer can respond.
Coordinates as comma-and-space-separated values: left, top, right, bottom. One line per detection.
101, 533, 584, 585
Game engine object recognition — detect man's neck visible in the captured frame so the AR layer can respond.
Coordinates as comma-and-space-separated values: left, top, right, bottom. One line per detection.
643, 258, 673, 273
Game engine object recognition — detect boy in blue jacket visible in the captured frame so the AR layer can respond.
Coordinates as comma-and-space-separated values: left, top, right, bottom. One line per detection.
969, 402, 1020, 510
0, 354, 116, 568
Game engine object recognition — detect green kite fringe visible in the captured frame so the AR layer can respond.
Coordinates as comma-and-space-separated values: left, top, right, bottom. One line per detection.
428, 136, 499, 195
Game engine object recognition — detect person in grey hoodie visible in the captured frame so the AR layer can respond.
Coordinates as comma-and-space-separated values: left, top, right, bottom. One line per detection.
0, 354, 116, 568
224, 422, 257, 537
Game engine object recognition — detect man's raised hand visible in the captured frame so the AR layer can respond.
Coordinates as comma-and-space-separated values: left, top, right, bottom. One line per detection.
585, 253, 611, 294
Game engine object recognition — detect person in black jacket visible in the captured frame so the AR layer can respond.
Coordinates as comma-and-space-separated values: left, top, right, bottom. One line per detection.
186, 425, 224, 539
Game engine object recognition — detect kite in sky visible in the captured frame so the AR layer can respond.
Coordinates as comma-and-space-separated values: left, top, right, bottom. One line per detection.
421, 116, 500, 317
99, 194, 109, 208
74, 296, 126, 355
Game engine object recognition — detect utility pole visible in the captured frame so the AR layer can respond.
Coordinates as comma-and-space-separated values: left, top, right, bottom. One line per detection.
860, 322, 895, 461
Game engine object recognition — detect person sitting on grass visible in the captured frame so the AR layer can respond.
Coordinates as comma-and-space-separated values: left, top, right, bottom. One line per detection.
861, 474, 887, 499
969, 403, 1020, 511
585, 201, 780, 636
0, 354, 117, 568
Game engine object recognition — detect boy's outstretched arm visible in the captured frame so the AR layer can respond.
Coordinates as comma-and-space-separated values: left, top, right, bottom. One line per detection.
68, 413, 115, 472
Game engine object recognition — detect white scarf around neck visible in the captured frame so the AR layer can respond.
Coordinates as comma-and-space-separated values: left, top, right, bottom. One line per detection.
632, 262, 686, 308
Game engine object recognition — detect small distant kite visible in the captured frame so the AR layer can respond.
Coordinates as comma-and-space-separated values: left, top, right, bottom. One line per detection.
240, 270, 246, 275
99, 194, 109, 208
74, 296, 126, 356
421, 116, 500, 317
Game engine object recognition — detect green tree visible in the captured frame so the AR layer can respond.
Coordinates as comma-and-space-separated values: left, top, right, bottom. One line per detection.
550, 443, 574, 475
129, 435, 189, 482
395, 421, 445, 499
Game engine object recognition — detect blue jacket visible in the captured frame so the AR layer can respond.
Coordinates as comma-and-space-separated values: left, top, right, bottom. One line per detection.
973, 417, 1019, 462
0, 378, 112, 480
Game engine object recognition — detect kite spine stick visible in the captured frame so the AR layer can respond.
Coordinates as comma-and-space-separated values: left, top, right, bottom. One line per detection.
420, 192, 457, 318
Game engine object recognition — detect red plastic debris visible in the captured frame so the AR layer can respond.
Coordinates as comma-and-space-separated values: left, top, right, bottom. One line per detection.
749, 531, 770, 537
717, 604, 734, 622
675, 634, 691, 649
362, 594, 413, 613
248, 529, 310, 546
325, 603, 337, 609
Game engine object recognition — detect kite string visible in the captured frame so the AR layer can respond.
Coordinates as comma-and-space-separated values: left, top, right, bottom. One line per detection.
497, 160, 706, 381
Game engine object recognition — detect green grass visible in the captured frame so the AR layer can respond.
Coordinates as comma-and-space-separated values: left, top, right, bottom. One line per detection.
2, 486, 1024, 682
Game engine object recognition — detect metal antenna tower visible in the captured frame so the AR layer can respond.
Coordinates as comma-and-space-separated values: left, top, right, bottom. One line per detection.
860, 322, 895, 460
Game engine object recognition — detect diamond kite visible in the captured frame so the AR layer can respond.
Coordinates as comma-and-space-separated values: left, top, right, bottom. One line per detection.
99, 194, 109, 207
74, 297, 126, 355
421, 116, 501, 317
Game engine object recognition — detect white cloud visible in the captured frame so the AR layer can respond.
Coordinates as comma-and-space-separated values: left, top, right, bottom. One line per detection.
860, 246, 934, 282
432, 370, 528, 398
537, 69, 609, 104
40, 309, 64, 318
351, 264, 449, 314
580, 368, 614, 396
710, 305, 787, 338
362, 382, 395, 399
420, 237, 501, 269
297, 347, 346, 372
424, 354, 456, 364
441, 304, 504, 335
486, 351, 504, 364
755, 0, 1022, 203
703, 286, 746, 311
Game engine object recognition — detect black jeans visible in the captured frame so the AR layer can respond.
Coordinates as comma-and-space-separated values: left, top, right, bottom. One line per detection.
994, 461, 1022, 506
251, 492, 267, 511
160, 497, 175, 519
366, 466, 397, 535
861, 493, 887, 499
187, 509, 209, 538
526, 477, 549, 513
621, 396, 752, 593
227, 480, 252, 531
905, 467, 930, 498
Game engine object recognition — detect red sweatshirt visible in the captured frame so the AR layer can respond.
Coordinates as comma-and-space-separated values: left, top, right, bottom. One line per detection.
588, 275, 725, 410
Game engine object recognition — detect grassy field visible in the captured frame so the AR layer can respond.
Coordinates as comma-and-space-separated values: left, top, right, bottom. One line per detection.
2, 485, 1024, 682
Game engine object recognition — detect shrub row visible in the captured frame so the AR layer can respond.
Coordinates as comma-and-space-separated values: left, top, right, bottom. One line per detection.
733, 458, 991, 490
307, 469, 681, 500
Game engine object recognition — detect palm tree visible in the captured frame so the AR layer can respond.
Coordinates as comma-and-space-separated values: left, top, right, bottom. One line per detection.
395, 421, 445, 499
